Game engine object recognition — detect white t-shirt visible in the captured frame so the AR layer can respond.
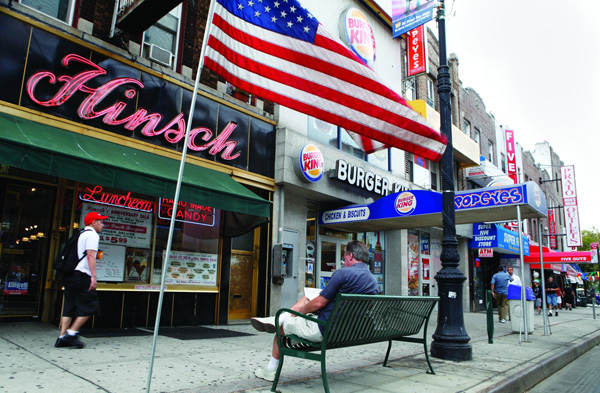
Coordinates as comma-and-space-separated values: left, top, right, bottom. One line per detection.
509, 274, 522, 287
76, 226, 99, 277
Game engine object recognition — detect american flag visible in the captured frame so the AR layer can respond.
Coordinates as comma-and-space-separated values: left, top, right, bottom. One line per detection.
204, 0, 447, 161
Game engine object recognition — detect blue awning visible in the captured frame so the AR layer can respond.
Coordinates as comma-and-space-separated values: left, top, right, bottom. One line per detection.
470, 223, 530, 255
319, 181, 547, 232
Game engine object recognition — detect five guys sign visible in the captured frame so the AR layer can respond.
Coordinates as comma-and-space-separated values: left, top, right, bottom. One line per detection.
504, 129, 518, 183
406, 25, 426, 77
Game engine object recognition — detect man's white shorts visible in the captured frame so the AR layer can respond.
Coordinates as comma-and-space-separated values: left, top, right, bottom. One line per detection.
282, 314, 322, 342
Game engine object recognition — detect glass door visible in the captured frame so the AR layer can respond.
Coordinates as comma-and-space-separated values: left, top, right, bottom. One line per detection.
317, 237, 346, 289
1, 183, 54, 316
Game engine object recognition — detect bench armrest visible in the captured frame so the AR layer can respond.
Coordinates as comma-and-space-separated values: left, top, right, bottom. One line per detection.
274, 308, 325, 330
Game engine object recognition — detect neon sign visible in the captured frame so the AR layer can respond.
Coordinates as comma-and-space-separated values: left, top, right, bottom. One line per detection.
158, 198, 215, 226
27, 54, 241, 160
454, 187, 524, 210
80, 185, 154, 212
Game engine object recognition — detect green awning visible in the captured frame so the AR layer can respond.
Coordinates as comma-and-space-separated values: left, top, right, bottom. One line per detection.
0, 112, 271, 217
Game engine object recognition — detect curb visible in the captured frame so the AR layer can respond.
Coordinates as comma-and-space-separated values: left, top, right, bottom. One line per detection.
484, 330, 600, 393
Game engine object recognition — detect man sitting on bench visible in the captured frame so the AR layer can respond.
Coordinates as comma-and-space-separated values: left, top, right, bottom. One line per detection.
250, 240, 378, 381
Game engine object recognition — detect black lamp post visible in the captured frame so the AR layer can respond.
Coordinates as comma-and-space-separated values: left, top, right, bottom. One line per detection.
430, 0, 472, 361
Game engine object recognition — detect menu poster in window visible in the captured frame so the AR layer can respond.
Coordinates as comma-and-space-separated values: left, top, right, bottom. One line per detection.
125, 248, 150, 282
164, 251, 218, 286
96, 244, 126, 282
81, 203, 153, 249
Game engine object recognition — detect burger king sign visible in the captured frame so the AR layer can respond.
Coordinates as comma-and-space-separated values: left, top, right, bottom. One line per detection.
297, 144, 324, 183
340, 8, 376, 67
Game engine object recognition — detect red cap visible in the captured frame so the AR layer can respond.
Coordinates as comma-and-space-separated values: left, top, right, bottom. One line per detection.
84, 212, 109, 226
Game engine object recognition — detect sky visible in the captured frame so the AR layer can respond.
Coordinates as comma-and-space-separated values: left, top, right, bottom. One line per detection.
376, 0, 600, 233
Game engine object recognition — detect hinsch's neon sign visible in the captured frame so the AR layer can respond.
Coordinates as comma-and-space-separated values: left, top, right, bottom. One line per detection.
27, 54, 241, 160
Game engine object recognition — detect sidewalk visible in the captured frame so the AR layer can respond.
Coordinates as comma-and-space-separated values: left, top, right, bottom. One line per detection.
1, 305, 599, 393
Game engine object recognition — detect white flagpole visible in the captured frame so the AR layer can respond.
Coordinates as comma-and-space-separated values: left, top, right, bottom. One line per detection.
146, 0, 218, 391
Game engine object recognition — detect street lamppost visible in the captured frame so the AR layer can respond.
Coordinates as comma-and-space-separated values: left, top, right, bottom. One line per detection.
430, 0, 472, 361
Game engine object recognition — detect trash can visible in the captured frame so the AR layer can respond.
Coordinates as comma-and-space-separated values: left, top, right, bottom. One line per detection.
507, 285, 535, 334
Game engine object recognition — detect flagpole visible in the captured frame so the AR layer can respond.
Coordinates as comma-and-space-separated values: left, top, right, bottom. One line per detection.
146, 1, 218, 391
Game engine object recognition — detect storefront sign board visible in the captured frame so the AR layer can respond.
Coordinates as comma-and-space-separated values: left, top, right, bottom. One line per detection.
95, 244, 126, 282
81, 203, 153, 249
164, 251, 218, 286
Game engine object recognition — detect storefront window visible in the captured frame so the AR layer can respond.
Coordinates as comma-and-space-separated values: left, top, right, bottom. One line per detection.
340, 128, 365, 159
305, 202, 317, 288
421, 232, 430, 296
367, 149, 390, 171
408, 230, 419, 296
361, 232, 385, 294
1, 183, 54, 315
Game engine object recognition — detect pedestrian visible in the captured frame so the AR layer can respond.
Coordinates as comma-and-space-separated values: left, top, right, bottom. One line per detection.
546, 276, 560, 317
55, 211, 108, 349
564, 285, 575, 311
506, 266, 521, 321
532, 280, 543, 315
490, 265, 513, 323
250, 240, 378, 382
557, 288, 563, 310
507, 266, 521, 286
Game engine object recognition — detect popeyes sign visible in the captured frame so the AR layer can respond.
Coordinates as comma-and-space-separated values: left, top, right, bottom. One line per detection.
26, 54, 241, 160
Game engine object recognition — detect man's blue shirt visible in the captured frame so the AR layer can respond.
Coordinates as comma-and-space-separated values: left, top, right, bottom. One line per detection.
317, 262, 378, 332
491, 271, 513, 295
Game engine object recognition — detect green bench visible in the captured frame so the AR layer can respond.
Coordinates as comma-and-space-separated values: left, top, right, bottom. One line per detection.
271, 293, 439, 393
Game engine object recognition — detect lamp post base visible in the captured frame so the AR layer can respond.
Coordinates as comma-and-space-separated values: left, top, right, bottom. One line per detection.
430, 340, 472, 361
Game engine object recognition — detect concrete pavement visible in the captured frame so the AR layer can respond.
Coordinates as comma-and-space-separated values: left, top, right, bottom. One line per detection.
1, 305, 600, 393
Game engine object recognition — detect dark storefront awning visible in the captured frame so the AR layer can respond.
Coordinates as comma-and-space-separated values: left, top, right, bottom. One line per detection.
0, 112, 270, 217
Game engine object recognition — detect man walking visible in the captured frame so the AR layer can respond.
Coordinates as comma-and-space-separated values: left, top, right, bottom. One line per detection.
251, 240, 378, 381
55, 211, 108, 348
491, 265, 513, 323
546, 276, 560, 317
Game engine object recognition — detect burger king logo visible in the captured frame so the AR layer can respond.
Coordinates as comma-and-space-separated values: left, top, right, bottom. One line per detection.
299, 144, 324, 183
395, 192, 417, 215
341, 8, 376, 67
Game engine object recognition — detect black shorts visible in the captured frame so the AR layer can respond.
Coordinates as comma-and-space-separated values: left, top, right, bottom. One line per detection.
63, 271, 100, 318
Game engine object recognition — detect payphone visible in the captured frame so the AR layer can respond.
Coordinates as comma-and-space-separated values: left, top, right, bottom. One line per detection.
272, 243, 294, 285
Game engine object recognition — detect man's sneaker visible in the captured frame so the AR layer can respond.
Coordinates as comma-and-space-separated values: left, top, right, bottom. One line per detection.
555, 311, 558, 316
251, 317, 277, 333
255, 367, 277, 382
54, 337, 72, 348
63, 334, 85, 349
499, 319, 507, 323
548, 311, 553, 316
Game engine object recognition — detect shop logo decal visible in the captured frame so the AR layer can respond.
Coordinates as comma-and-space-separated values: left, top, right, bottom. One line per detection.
395, 192, 417, 215
299, 144, 324, 182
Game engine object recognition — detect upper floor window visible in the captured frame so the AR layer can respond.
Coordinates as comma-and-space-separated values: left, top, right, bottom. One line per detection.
20, 0, 75, 24
142, 5, 182, 70
500, 152, 506, 173
472, 127, 480, 144
427, 78, 435, 107
488, 141, 494, 163
340, 129, 365, 159
463, 120, 471, 138
367, 149, 390, 171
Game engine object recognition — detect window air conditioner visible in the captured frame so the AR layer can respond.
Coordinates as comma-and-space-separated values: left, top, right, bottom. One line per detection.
148, 44, 173, 68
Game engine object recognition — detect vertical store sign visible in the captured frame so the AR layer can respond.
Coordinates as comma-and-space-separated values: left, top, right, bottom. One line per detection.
548, 209, 557, 248
407, 25, 426, 76
504, 129, 518, 183
591, 242, 599, 264
560, 165, 582, 247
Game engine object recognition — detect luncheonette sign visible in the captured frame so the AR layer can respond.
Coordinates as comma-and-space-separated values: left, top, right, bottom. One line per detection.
561, 166, 582, 247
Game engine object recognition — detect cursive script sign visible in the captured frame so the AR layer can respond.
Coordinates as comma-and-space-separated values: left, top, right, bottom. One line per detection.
80, 185, 154, 212
27, 54, 241, 160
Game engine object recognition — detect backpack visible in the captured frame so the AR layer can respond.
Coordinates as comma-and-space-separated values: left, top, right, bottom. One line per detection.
53, 229, 91, 276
